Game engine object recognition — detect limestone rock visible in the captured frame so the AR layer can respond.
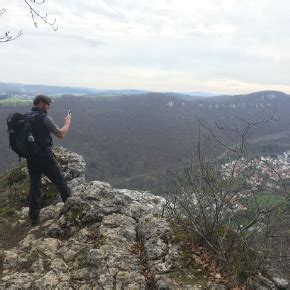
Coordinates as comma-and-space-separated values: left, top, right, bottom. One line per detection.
53, 146, 86, 183
264, 267, 288, 289
19, 233, 36, 249
3, 250, 20, 270
34, 238, 61, 259
1, 272, 36, 288
138, 214, 180, 273
40, 202, 64, 222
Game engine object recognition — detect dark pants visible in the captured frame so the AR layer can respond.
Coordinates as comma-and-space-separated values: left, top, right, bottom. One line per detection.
26, 150, 71, 222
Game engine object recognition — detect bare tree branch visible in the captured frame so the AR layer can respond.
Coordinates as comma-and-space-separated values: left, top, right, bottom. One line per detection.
0, 30, 23, 43
24, 0, 58, 31
0, 0, 58, 43
0, 8, 23, 42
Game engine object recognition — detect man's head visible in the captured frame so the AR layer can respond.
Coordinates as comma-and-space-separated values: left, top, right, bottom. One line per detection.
33, 95, 53, 113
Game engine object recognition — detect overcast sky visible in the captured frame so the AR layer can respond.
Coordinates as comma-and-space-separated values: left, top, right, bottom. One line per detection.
1, 0, 290, 94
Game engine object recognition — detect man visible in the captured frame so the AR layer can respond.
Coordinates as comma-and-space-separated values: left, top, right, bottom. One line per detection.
26, 94, 72, 226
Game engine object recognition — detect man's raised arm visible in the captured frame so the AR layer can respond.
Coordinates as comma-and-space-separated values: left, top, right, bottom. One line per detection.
54, 113, 72, 139
44, 112, 72, 139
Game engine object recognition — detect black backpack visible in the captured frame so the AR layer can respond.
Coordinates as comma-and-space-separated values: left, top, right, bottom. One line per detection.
7, 112, 40, 160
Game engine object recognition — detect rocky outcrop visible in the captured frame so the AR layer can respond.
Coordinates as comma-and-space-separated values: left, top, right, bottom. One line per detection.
46, 146, 86, 192
0, 181, 183, 288
0, 148, 288, 289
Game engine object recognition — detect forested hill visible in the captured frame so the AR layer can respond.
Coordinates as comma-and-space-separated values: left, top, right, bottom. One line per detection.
0, 81, 214, 98
1, 91, 290, 192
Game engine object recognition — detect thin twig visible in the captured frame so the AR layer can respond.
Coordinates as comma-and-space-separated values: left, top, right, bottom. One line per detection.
24, 0, 58, 31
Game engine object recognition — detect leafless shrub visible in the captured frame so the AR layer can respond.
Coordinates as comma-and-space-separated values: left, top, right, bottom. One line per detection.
166, 114, 290, 284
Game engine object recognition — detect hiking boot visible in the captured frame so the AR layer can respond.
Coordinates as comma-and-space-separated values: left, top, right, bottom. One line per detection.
31, 217, 40, 227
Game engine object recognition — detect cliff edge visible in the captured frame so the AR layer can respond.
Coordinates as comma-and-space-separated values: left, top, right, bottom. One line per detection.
0, 147, 288, 289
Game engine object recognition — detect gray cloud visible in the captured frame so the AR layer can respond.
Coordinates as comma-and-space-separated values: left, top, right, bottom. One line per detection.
1, 0, 290, 94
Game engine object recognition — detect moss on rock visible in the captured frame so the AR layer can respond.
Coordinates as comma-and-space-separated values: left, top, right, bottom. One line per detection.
0, 162, 60, 216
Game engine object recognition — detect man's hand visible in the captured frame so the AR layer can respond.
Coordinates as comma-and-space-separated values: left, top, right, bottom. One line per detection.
55, 112, 72, 139
65, 112, 72, 124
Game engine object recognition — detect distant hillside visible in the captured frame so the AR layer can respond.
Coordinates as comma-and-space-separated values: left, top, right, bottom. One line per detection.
1, 90, 290, 192
164, 92, 207, 101
0, 82, 99, 97
0, 81, 216, 99
201, 90, 288, 103
0, 81, 152, 98
181, 91, 220, 98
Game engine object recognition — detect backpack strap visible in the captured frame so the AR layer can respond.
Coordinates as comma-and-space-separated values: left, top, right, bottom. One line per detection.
26, 110, 50, 150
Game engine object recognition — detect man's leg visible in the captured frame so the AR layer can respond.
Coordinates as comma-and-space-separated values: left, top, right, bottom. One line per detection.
27, 163, 42, 224
43, 154, 71, 202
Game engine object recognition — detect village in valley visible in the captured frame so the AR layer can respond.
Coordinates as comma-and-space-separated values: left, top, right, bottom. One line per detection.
221, 151, 290, 192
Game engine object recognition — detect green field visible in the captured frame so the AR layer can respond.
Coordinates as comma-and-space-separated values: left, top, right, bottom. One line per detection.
249, 192, 286, 208
0, 96, 32, 105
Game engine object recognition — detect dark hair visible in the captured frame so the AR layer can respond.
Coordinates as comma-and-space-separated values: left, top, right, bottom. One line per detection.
33, 95, 53, 105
